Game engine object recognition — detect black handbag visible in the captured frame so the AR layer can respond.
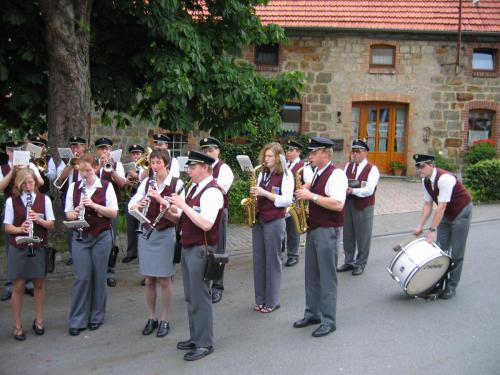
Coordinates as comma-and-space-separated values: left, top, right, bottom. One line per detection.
173, 231, 182, 264
203, 234, 228, 281
108, 246, 119, 268
45, 246, 56, 273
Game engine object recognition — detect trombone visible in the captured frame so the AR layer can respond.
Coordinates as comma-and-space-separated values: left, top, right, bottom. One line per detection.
53, 156, 80, 190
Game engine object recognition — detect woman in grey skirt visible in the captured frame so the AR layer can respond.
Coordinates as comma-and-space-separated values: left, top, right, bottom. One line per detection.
129, 150, 184, 337
3, 168, 55, 340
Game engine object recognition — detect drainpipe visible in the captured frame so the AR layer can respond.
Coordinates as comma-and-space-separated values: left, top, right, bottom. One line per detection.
456, 0, 463, 74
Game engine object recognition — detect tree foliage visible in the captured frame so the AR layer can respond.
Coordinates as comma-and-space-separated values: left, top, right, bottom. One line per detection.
0, 0, 305, 141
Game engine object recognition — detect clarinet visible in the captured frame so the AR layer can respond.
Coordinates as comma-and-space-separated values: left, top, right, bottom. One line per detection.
142, 179, 191, 240
76, 178, 87, 242
26, 193, 36, 257
136, 172, 156, 234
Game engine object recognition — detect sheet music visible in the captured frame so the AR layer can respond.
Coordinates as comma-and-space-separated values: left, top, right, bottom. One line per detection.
57, 148, 74, 160
177, 156, 188, 172
13, 150, 30, 165
111, 149, 122, 163
236, 155, 254, 172
25, 143, 43, 158
129, 209, 151, 224
123, 162, 136, 174
62, 220, 90, 229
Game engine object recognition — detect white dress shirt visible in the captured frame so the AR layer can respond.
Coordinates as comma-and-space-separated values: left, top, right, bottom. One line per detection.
4, 192, 55, 224
256, 169, 294, 208
344, 159, 380, 198
423, 167, 456, 203
288, 157, 314, 184
312, 162, 348, 204
187, 176, 224, 224
212, 159, 234, 194
65, 177, 118, 212
0, 161, 43, 181
128, 174, 185, 209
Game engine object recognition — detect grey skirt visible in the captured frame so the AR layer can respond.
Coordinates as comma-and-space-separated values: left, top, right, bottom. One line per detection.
7, 245, 46, 280
138, 226, 176, 277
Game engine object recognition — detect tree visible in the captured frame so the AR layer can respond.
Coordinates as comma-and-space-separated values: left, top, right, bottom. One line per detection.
0, 0, 305, 148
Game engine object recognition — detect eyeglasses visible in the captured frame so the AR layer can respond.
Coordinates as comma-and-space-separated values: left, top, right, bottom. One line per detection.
351, 149, 364, 154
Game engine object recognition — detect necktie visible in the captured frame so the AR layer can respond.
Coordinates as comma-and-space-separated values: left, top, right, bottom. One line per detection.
187, 184, 198, 201
353, 163, 358, 178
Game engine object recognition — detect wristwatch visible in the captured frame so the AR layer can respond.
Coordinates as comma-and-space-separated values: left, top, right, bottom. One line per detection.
312, 194, 319, 202
428, 227, 436, 232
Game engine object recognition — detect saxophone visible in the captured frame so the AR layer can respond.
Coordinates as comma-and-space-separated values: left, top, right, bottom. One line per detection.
287, 163, 309, 234
240, 164, 264, 227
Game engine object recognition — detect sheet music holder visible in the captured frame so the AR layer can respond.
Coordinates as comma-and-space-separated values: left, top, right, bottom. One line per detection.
15, 236, 42, 245
129, 209, 151, 225
236, 155, 254, 173
13, 151, 30, 166
63, 220, 90, 229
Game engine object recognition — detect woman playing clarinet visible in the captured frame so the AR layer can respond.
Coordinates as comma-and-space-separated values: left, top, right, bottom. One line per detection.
3, 168, 55, 340
65, 154, 118, 336
128, 150, 184, 338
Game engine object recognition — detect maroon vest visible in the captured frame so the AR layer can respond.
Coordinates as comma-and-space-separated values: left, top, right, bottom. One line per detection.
256, 172, 286, 223
72, 180, 112, 237
346, 161, 376, 210
1, 163, 14, 199
290, 160, 305, 191
181, 180, 223, 247
308, 164, 344, 230
99, 162, 121, 196
10, 193, 48, 249
212, 160, 229, 208
144, 176, 178, 231
424, 168, 472, 221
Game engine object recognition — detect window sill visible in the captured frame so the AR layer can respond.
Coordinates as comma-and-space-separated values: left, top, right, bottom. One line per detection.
472, 71, 498, 78
256, 64, 281, 72
369, 67, 396, 75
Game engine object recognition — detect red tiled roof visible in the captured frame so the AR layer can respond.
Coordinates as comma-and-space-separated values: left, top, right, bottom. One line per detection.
256, 0, 500, 33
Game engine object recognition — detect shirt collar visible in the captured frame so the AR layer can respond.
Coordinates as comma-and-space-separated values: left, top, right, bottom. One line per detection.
316, 162, 332, 177
212, 158, 220, 168
429, 167, 437, 184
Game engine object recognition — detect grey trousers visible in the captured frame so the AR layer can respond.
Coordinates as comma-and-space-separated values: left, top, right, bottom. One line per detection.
437, 202, 473, 290
107, 217, 118, 279
304, 226, 340, 327
69, 230, 112, 328
282, 216, 300, 260
212, 208, 227, 291
252, 216, 285, 308
125, 201, 139, 258
181, 245, 214, 348
342, 200, 374, 267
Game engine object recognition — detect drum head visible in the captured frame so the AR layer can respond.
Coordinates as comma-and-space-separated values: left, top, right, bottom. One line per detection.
405, 255, 450, 296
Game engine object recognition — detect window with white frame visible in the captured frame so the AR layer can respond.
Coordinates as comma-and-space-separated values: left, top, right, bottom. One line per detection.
167, 133, 188, 157
370, 45, 395, 68
280, 103, 301, 136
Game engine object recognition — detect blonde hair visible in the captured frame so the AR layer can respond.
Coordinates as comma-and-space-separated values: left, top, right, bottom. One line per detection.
13, 168, 38, 196
259, 142, 285, 175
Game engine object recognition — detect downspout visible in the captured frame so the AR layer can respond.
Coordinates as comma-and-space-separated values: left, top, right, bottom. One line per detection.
456, 0, 463, 74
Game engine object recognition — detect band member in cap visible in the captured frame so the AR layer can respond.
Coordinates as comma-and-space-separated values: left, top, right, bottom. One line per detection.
282, 139, 314, 267
129, 150, 184, 338
94, 137, 126, 287
167, 150, 223, 361
251, 142, 294, 313
140, 133, 180, 180
3, 168, 55, 340
337, 139, 380, 276
413, 153, 473, 299
122, 144, 146, 264
199, 137, 234, 303
1, 140, 43, 301
293, 137, 347, 337
65, 154, 118, 336
55, 136, 87, 266
27, 135, 54, 196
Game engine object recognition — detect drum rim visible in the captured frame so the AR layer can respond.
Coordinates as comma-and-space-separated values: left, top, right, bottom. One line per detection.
403, 255, 451, 296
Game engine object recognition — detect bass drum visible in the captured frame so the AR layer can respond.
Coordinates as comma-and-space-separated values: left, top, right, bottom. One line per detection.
387, 237, 450, 296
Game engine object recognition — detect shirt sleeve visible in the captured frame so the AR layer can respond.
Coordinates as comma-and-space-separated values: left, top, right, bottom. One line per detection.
44, 195, 56, 221
46, 158, 57, 181
128, 178, 148, 210
302, 165, 314, 184
273, 171, 294, 208
352, 165, 380, 198
422, 179, 433, 202
216, 164, 234, 194
28, 163, 42, 180
325, 169, 348, 204
105, 183, 119, 210
169, 158, 180, 178
115, 162, 125, 178
65, 182, 76, 212
437, 174, 457, 203
3, 197, 14, 224
199, 187, 224, 224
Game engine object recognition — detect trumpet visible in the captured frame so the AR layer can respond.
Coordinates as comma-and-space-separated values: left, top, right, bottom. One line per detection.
103, 159, 115, 173
53, 156, 80, 190
135, 147, 152, 170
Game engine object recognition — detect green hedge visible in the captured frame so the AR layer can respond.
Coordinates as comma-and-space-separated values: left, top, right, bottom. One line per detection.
465, 139, 497, 165
463, 159, 500, 202
434, 153, 458, 173
227, 178, 251, 224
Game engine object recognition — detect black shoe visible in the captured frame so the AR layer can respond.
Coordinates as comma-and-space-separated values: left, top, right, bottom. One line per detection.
312, 324, 336, 337
211, 289, 223, 304
142, 319, 158, 336
69, 328, 85, 336
122, 255, 137, 264
88, 323, 101, 331
157, 320, 170, 337
285, 258, 299, 267
184, 346, 214, 361
107, 278, 116, 287
25, 288, 34, 297
1, 289, 12, 302
293, 317, 322, 328
65, 258, 73, 266
14, 327, 26, 341
177, 339, 196, 350
438, 287, 456, 300
336, 263, 354, 272
32, 320, 45, 335
352, 266, 364, 276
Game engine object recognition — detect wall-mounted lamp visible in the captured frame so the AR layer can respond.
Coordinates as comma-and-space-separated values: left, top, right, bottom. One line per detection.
423, 126, 431, 143
336, 111, 342, 123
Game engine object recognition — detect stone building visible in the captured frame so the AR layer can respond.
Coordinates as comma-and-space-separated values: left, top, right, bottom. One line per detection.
91, 0, 499, 173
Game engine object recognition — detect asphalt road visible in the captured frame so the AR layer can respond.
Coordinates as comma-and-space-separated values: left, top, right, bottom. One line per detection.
1, 219, 499, 375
